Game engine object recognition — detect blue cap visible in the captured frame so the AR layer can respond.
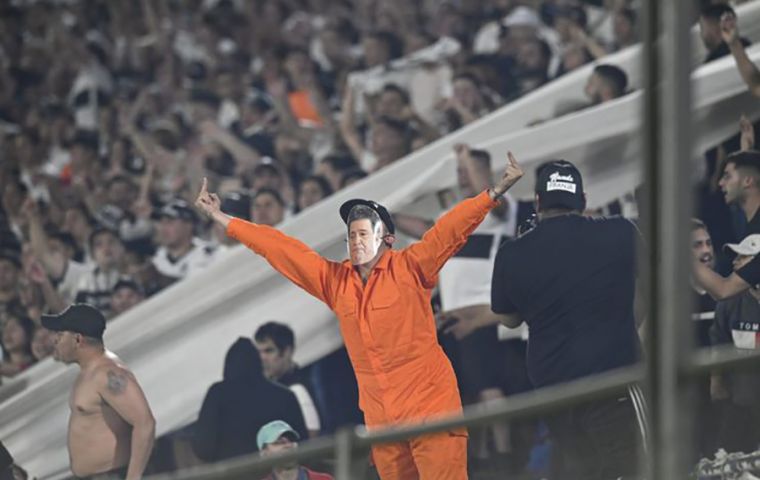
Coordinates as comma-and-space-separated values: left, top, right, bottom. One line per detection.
257, 420, 300, 450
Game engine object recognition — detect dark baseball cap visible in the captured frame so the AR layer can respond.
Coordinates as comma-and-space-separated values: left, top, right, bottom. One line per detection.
0, 248, 21, 269
156, 199, 198, 224
339, 199, 395, 235
41, 304, 106, 339
535, 160, 585, 211
220, 191, 252, 220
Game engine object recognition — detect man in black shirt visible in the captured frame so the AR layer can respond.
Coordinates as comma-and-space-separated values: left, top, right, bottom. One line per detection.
254, 322, 321, 437
491, 160, 644, 480
193, 338, 307, 462
696, 152, 760, 299
699, 4, 750, 65
719, 151, 760, 236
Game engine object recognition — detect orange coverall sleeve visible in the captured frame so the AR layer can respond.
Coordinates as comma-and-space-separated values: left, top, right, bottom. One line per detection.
226, 218, 339, 307
405, 190, 498, 288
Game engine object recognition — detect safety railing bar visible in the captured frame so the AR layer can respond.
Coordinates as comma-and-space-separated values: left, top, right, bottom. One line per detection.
147, 365, 642, 480
147, 436, 337, 480
685, 345, 760, 375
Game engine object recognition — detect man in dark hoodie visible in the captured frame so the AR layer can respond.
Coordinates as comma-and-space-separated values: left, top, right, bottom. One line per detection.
193, 338, 307, 462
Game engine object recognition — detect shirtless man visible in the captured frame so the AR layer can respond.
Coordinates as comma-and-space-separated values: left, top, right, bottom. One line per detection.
42, 304, 155, 480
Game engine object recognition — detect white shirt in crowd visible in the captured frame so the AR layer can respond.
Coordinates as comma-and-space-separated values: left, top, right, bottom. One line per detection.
152, 238, 218, 280
289, 384, 321, 433
438, 194, 528, 340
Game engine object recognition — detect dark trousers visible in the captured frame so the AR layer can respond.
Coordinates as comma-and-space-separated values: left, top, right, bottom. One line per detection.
546, 392, 643, 480
717, 402, 760, 454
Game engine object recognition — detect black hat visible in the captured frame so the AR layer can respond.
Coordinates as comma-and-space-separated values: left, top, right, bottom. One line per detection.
339, 199, 395, 234
220, 191, 252, 220
156, 199, 198, 224
0, 248, 21, 269
41, 304, 106, 339
535, 160, 585, 211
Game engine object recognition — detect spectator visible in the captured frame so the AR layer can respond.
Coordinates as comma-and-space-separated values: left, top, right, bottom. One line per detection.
690, 218, 722, 460
720, 11, 760, 98
612, 7, 638, 52
30, 326, 55, 361
514, 37, 552, 96
699, 4, 750, 64
296, 175, 332, 213
315, 155, 358, 192
251, 188, 286, 227
257, 420, 333, 480
254, 322, 321, 437
73, 227, 125, 315
0, 309, 36, 378
556, 43, 593, 77
248, 163, 286, 195
692, 219, 718, 336
366, 116, 412, 171
584, 64, 628, 106
152, 199, 217, 284
361, 31, 403, 69
718, 151, 760, 236
491, 160, 645, 480
340, 85, 412, 172
0, 441, 13, 480
0, 250, 21, 317
22, 199, 90, 307
193, 337, 307, 462
61, 203, 96, 262
109, 277, 145, 319
710, 235, 760, 453
340, 168, 368, 189
439, 73, 494, 132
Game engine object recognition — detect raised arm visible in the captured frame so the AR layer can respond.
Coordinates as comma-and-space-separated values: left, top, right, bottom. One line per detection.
23, 199, 67, 279
405, 152, 523, 286
195, 178, 338, 306
693, 259, 751, 300
722, 13, 760, 98
97, 365, 155, 480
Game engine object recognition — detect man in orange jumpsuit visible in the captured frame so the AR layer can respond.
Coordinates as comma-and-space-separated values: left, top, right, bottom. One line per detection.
195, 153, 523, 479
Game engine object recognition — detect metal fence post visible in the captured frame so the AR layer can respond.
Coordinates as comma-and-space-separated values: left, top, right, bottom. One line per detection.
334, 427, 356, 480
642, 0, 695, 479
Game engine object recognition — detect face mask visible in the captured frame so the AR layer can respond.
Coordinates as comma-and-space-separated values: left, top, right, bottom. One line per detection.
347, 221, 384, 266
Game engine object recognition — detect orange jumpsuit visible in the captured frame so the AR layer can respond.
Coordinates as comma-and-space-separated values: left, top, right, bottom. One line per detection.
227, 190, 499, 479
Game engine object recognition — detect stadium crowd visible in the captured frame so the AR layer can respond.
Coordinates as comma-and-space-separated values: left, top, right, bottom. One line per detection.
1, 0, 760, 478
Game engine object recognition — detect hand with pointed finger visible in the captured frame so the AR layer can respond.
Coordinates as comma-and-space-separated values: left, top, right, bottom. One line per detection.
195, 177, 222, 219
720, 12, 739, 45
492, 151, 523, 197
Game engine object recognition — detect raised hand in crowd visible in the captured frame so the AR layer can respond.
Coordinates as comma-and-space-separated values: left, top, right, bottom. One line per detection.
740, 114, 755, 151
721, 11, 760, 98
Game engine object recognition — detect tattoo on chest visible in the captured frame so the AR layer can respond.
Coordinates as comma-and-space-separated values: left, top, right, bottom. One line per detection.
107, 370, 128, 394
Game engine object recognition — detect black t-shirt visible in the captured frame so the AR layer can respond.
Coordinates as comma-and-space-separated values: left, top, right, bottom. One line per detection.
738, 255, 760, 286
492, 214, 642, 388
745, 209, 760, 237
693, 291, 717, 348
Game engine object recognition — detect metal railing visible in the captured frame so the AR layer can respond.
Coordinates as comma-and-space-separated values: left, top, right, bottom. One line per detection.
147, 347, 760, 480
146, 0, 760, 478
